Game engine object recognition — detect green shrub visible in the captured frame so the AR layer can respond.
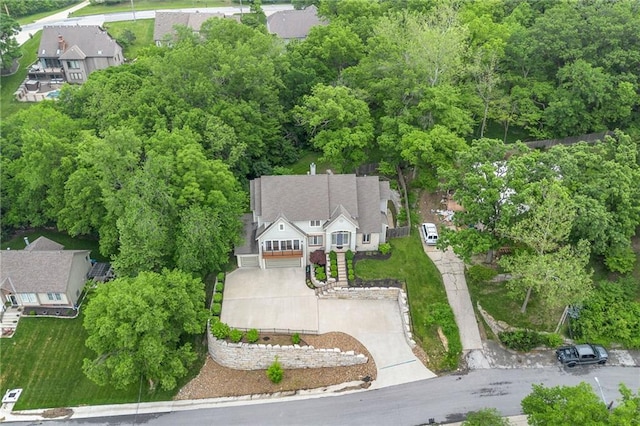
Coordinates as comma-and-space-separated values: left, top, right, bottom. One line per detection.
217, 272, 225, 282
498, 330, 545, 352
379, 242, 391, 255
229, 328, 244, 343
345, 250, 354, 260
425, 302, 462, 369
210, 315, 220, 323
329, 251, 337, 261
315, 265, 326, 281
544, 333, 564, 348
211, 321, 230, 339
291, 332, 301, 345
246, 328, 260, 343
216, 283, 224, 292
604, 244, 636, 274
466, 264, 498, 285
267, 357, 284, 383
348, 272, 355, 281
213, 293, 223, 303
29, 310, 36, 316
212, 303, 222, 315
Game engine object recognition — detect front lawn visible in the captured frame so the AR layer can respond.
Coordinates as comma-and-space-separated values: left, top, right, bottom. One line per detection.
0, 302, 207, 410
355, 232, 456, 371
71, 0, 233, 17
103, 19, 154, 60
0, 31, 41, 118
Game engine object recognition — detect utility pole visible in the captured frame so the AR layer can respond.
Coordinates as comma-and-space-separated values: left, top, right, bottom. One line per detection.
130, 0, 136, 22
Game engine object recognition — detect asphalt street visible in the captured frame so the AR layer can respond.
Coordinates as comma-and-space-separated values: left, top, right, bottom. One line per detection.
6, 366, 638, 425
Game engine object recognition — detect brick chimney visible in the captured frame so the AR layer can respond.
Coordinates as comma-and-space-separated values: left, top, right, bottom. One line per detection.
57, 35, 66, 52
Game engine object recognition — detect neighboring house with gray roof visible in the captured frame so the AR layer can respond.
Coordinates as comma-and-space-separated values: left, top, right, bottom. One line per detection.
235, 165, 390, 268
0, 237, 91, 310
266, 5, 326, 40
154, 11, 238, 46
28, 25, 124, 84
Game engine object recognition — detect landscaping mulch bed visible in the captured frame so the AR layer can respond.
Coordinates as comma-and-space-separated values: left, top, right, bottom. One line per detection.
175, 332, 377, 400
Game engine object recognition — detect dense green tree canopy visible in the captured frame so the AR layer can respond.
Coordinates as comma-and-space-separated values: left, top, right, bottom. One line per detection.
83, 269, 208, 391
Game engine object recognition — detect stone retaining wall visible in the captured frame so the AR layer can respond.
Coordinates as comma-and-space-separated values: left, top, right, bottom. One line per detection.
207, 333, 368, 370
316, 286, 416, 348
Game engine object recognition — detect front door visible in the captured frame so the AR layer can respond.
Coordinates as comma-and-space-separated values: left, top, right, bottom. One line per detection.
8, 295, 18, 306
332, 231, 350, 250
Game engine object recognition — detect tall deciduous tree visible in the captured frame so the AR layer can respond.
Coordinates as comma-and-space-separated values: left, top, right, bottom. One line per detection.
0, 12, 20, 71
522, 382, 640, 425
83, 269, 208, 391
293, 84, 373, 172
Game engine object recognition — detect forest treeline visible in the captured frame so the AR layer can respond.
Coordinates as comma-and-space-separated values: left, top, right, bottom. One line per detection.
1, 0, 639, 278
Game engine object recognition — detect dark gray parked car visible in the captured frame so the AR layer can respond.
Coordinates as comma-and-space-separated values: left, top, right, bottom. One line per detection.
556, 343, 608, 367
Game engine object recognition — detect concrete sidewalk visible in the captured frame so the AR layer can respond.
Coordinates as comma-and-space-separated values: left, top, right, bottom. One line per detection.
424, 245, 490, 369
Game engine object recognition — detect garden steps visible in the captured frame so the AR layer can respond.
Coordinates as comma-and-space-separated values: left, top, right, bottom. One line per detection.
337, 252, 347, 282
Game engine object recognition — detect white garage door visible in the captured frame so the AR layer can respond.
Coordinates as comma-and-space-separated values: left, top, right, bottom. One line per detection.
239, 255, 259, 268
265, 257, 302, 268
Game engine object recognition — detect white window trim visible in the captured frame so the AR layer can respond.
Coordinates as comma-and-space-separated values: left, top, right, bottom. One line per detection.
309, 235, 324, 246
310, 220, 321, 227
279, 223, 285, 231
363, 234, 371, 244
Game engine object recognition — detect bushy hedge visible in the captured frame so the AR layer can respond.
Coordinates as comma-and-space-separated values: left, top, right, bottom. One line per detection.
315, 265, 326, 281
217, 272, 225, 282
216, 283, 224, 292
310, 249, 326, 266
213, 293, 223, 303
211, 320, 230, 339
345, 250, 354, 260
212, 303, 222, 315
498, 330, 562, 351
466, 265, 498, 285
229, 328, 244, 343
425, 302, 462, 369
379, 243, 391, 255
246, 328, 260, 343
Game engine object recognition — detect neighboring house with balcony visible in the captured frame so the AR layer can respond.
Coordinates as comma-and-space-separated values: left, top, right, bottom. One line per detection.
0, 237, 91, 311
235, 165, 390, 269
266, 5, 327, 40
154, 11, 239, 46
26, 25, 123, 86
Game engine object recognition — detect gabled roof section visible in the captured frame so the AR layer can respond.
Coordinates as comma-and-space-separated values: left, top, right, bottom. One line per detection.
0, 250, 90, 294
266, 5, 327, 39
256, 214, 306, 239
24, 236, 64, 252
39, 25, 120, 59
250, 173, 389, 234
153, 11, 228, 42
326, 204, 359, 229
59, 45, 86, 60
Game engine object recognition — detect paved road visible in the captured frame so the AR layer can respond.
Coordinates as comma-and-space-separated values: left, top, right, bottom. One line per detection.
6, 366, 638, 425
16, 4, 294, 45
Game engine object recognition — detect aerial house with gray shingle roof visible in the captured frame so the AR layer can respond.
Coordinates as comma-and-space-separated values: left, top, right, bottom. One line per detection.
235, 166, 390, 269
0, 237, 92, 311
27, 25, 124, 85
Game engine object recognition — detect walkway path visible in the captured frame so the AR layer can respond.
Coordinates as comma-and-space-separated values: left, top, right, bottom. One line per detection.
424, 245, 490, 369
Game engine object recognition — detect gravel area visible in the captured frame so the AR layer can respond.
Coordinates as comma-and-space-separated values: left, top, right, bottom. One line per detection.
175, 332, 377, 400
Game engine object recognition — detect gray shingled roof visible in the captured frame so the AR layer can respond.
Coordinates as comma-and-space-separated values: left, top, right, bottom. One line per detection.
39, 25, 120, 59
266, 5, 327, 39
24, 236, 64, 252
153, 11, 226, 42
251, 174, 387, 234
0, 250, 90, 294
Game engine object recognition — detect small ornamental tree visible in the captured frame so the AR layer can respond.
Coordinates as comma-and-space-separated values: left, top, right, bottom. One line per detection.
267, 357, 284, 383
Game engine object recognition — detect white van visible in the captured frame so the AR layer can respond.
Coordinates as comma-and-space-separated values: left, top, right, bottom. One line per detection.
421, 223, 439, 245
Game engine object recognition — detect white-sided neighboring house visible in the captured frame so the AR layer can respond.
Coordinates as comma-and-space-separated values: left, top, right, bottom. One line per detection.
235, 166, 391, 269
0, 237, 91, 311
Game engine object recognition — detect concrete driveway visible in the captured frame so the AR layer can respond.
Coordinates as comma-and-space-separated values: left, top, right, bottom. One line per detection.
221, 267, 318, 332
222, 268, 436, 387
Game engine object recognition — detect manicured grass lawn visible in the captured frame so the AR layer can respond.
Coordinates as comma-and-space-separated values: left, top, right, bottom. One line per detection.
288, 149, 332, 175
71, 0, 233, 17
355, 232, 454, 371
15, 1, 83, 25
103, 19, 155, 59
0, 32, 41, 118
1, 229, 108, 262
0, 310, 206, 410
